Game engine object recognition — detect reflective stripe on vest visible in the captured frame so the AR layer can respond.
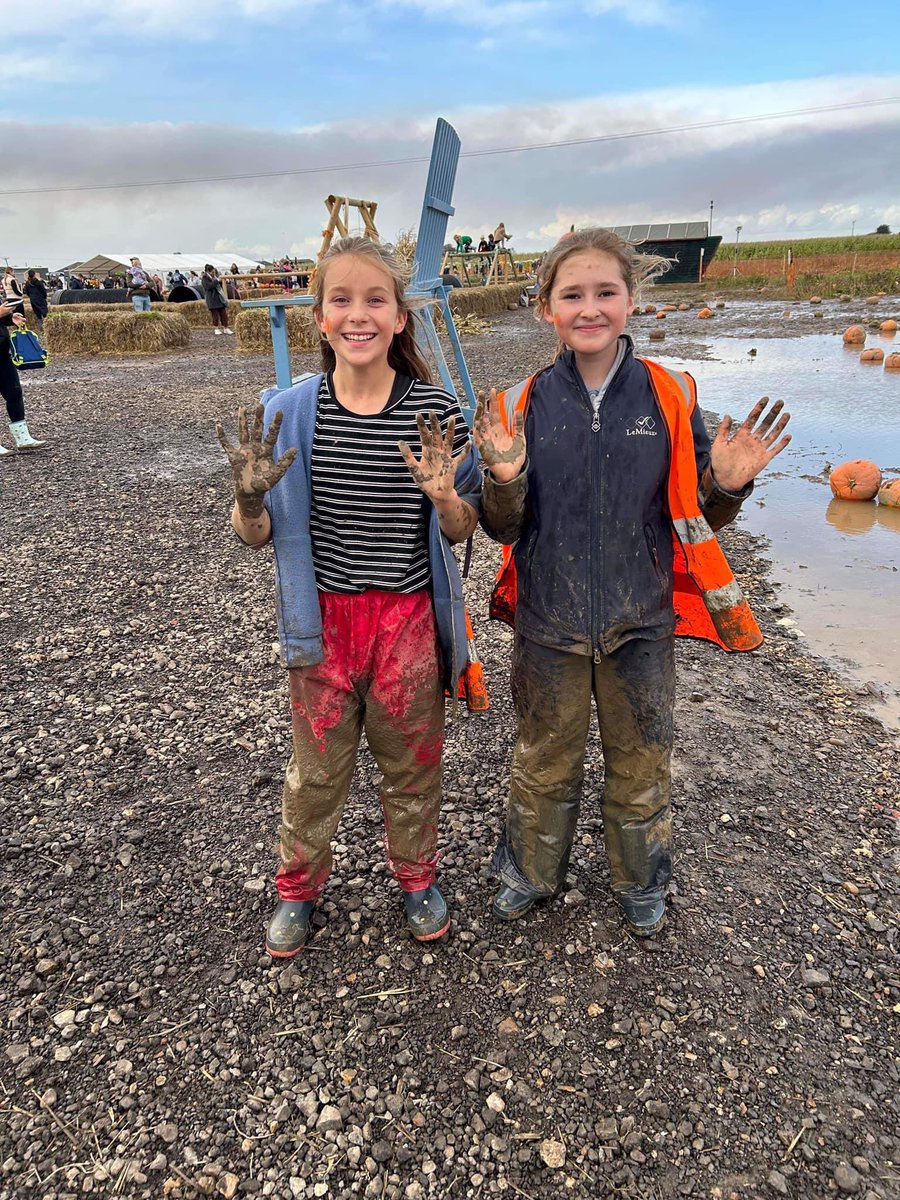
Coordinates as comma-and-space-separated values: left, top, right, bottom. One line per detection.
488, 363, 762, 653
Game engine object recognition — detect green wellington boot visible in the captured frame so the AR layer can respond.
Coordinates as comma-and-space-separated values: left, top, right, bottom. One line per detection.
404, 884, 451, 941
265, 899, 316, 958
491, 883, 538, 922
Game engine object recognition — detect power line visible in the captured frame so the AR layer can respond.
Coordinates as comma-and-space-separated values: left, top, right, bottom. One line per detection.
1, 96, 897, 198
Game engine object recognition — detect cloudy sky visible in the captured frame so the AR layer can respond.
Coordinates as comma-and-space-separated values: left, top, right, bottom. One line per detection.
3, 1, 898, 267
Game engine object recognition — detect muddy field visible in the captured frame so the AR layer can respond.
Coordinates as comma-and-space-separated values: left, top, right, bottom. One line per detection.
1, 305, 898, 1200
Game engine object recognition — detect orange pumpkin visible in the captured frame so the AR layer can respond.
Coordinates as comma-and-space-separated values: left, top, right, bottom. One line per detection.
842, 325, 866, 345
880, 319, 897, 332
809, 296, 822, 304
885, 353, 900, 370
643, 304, 655, 314
860, 348, 884, 363
878, 479, 900, 508
678, 303, 690, 311
663, 304, 676, 312
698, 308, 713, 319
829, 460, 882, 501
656, 311, 667, 319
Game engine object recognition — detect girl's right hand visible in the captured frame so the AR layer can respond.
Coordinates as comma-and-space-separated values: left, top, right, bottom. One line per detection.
216, 404, 297, 518
473, 388, 526, 484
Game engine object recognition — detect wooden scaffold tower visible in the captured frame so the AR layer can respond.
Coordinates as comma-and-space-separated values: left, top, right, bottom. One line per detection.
319, 195, 380, 258
439, 247, 520, 287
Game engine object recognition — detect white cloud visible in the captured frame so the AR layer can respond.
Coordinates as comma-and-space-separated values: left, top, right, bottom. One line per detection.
2, 74, 898, 264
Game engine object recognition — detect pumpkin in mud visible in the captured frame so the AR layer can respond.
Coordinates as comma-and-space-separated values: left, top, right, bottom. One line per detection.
643, 304, 656, 314
829, 460, 882, 501
885, 353, 900, 370
698, 308, 713, 319
860, 348, 884, 363
842, 325, 866, 345
656, 311, 667, 319
809, 296, 822, 304
878, 479, 900, 508
880, 319, 897, 332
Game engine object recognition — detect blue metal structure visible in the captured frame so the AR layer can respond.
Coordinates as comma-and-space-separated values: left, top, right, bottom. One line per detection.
241, 117, 477, 425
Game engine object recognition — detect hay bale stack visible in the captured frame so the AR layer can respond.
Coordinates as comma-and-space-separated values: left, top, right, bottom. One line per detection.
234, 306, 319, 354
49, 302, 141, 314
46, 311, 190, 355
447, 283, 523, 318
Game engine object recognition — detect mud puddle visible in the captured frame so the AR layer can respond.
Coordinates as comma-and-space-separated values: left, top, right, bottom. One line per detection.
666, 330, 900, 732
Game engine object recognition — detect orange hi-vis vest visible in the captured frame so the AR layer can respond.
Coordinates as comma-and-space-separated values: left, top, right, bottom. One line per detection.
489, 360, 763, 652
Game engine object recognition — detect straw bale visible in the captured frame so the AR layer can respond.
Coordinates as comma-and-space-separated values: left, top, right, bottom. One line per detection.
234, 306, 320, 354
45, 311, 190, 355
447, 283, 524, 318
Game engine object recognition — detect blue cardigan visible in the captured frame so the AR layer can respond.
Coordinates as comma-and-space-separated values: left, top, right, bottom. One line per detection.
261, 374, 481, 691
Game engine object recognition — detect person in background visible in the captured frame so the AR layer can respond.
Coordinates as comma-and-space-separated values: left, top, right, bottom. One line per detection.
493, 222, 512, 247
24, 271, 48, 335
0, 299, 45, 456
441, 266, 463, 289
171, 267, 187, 287
4, 268, 24, 305
201, 264, 233, 335
478, 237, 489, 253
126, 258, 152, 312
188, 269, 202, 290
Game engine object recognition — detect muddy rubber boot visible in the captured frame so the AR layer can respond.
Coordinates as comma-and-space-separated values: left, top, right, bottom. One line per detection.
619, 893, 666, 938
404, 883, 450, 941
491, 883, 538, 922
265, 899, 315, 958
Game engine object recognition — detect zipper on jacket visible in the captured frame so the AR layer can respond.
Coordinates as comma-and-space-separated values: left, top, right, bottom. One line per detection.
569, 347, 628, 661
590, 390, 602, 433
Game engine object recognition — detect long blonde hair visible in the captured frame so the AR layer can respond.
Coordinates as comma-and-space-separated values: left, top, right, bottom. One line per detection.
313, 237, 433, 383
535, 227, 670, 354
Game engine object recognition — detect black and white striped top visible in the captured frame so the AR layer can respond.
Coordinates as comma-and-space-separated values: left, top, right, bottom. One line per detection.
310, 372, 470, 593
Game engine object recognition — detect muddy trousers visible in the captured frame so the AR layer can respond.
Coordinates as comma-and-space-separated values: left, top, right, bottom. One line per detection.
275, 590, 445, 902
493, 634, 675, 906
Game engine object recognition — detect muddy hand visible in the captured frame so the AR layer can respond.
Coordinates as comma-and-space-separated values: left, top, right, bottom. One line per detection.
216, 404, 297, 518
710, 396, 791, 492
398, 411, 471, 502
473, 388, 525, 484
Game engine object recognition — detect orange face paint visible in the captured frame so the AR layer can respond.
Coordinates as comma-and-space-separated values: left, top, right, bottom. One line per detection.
324, 317, 332, 334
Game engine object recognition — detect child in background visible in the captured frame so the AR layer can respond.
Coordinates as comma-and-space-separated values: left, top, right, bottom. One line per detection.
218, 237, 479, 957
474, 227, 790, 936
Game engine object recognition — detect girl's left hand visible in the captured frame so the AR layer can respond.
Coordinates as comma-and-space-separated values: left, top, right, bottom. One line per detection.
11, 314, 26, 328
710, 396, 791, 492
399, 411, 471, 501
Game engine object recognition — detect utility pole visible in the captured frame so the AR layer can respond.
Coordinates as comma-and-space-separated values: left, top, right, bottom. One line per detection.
709, 200, 714, 234
733, 225, 742, 278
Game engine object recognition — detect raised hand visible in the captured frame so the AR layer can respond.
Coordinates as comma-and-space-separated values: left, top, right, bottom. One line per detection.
399, 412, 471, 503
216, 404, 297, 518
710, 396, 791, 492
473, 388, 525, 484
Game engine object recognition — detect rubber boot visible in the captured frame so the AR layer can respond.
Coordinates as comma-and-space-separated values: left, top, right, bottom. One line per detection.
9, 420, 46, 452
619, 892, 666, 938
0, 443, 12, 458
265, 899, 315, 958
404, 883, 450, 941
491, 883, 538, 922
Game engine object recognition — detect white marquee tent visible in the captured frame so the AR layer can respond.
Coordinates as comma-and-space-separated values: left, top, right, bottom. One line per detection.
73, 252, 260, 277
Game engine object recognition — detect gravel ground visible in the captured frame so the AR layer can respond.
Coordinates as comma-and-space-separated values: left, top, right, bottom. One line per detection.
1, 309, 898, 1200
